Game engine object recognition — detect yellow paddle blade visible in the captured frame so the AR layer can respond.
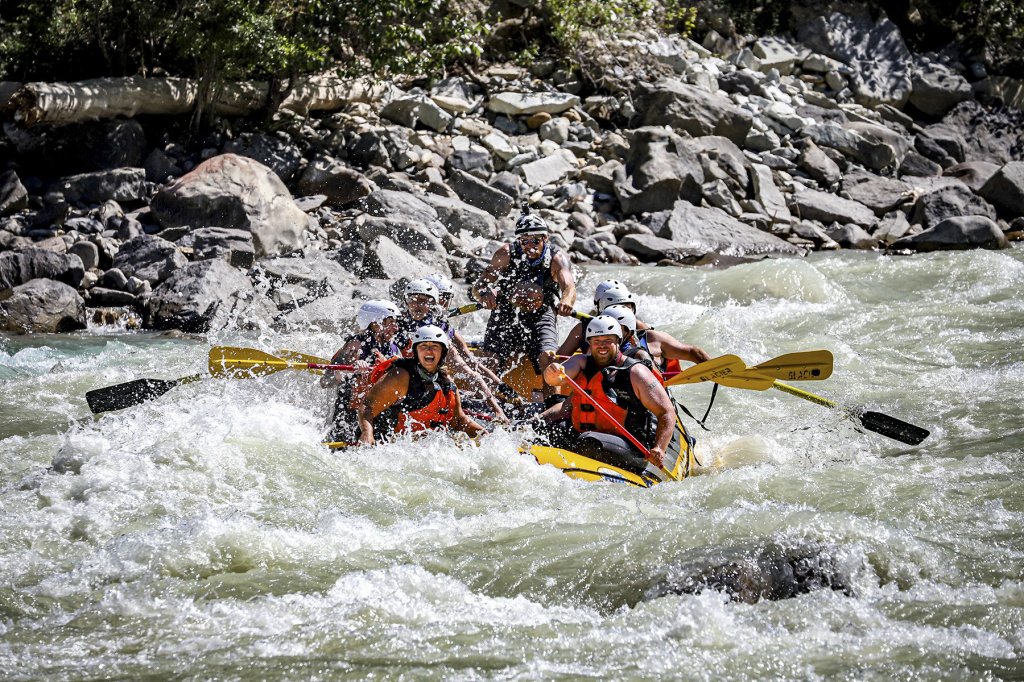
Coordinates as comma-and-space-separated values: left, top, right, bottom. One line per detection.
208, 346, 303, 378
751, 350, 833, 382
665, 354, 746, 387
713, 370, 777, 391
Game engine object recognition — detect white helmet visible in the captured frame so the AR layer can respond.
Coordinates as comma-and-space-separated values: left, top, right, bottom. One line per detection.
585, 314, 623, 341
404, 278, 439, 303
597, 285, 636, 312
603, 304, 636, 334
356, 299, 401, 330
593, 279, 626, 306
425, 272, 453, 296
411, 325, 450, 362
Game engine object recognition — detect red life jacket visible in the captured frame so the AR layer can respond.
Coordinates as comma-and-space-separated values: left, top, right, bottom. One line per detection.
375, 358, 457, 440
569, 354, 657, 449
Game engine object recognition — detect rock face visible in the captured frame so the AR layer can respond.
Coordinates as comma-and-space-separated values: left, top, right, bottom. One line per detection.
892, 216, 1010, 251
634, 79, 753, 144
0, 279, 86, 333
150, 153, 308, 259
653, 201, 803, 256
146, 259, 265, 333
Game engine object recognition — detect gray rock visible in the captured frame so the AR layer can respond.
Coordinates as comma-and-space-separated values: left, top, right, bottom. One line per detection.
487, 92, 580, 116
143, 148, 181, 183
702, 179, 743, 217
614, 127, 704, 216
362, 189, 439, 224
753, 37, 802, 76
97, 268, 129, 291
360, 235, 438, 280
915, 126, 963, 167
844, 121, 911, 167
448, 169, 516, 218
0, 171, 28, 216
874, 211, 914, 245
841, 171, 913, 216
892, 215, 1010, 251
223, 132, 303, 181
618, 233, 706, 263
653, 201, 803, 256
797, 12, 912, 108
899, 151, 943, 177
687, 136, 749, 196
978, 162, 1024, 219
357, 215, 446, 254
539, 118, 571, 145
825, 222, 877, 249
0, 248, 84, 290
87, 286, 137, 307
911, 184, 997, 229
788, 188, 878, 228
750, 164, 792, 225
634, 79, 753, 145
580, 161, 620, 195
798, 139, 842, 187
909, 59, 973, 117
57, 167, 147, 204
381, 95, 453, 132
943, 161, 1001, 192
68, 240, 100, 270
112, 234, 188, 284
419, 194, 498, 238
430, 77, 483, 114
348, 131, 393, 169
791, 221, 840, 249
150, 154, 308, 259
448, 147, 493, 176
146, 259, 267, 333
295, 157, 375, 207
489, 171, 522, 201
189, 227, 256, 268
519, 149, 578, 188
0, 278, 86, 333
802, 123, 898, 172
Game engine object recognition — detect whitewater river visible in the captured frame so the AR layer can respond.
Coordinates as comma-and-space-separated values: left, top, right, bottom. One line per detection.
2, 247, 1022, 680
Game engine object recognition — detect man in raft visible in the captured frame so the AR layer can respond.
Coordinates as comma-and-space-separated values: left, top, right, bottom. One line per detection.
397, 278, 508, 421
472, 212, 577, 402
321, 299, 402, 443
541, 315, 677, 469
358, 325, 485, 444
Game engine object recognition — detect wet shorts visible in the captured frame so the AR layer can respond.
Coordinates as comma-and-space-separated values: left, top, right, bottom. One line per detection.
481, 304, 558, 371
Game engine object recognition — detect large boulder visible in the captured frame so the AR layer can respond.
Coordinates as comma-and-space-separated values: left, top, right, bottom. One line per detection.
0, 170, 28, 216
910, 183, 997, 229
926, 101, 1024, 166
909, 58, 973, 117
788, 188, 878, 229
359, 235, 438, 281
295, 157, 375, 207
749, 164, 792, 225
0, 279, 86, 333
183, 227, 256, 268
797, 12, 912, 109
518, 150, 579, 188
618, 233, 705, 263
447, 169, 516, 219
891, 215, 1010, 251
381, 95, 453, 132
360, 189, 438, 224
146, 259, 267, 333
943, 161, 1001, 192
56, 167, 148, 204
222, 132, 303, 181
112, 234, 188, 284
978, 162, 1024, 219
614, 127, 704, 216
150, 153, 308, 259
0, 248, 84, 290
420, 193, 498, 238
651, 201, 803, 256
841, 171, 913, 217
802, 123, 899, 172
356, 214, 447, 254
797, 139, 842, 188
487, 92, 579, 116
633, 80, 753, 145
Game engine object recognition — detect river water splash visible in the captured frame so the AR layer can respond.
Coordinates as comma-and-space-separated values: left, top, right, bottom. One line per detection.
2, 248, 1022, 680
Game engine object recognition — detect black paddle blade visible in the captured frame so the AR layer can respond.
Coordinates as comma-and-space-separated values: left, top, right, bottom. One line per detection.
859, 410, 930, 446
86, 377, 184, 413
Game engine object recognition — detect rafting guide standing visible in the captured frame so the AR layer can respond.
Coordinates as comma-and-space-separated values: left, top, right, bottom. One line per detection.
473, 211, 577, 403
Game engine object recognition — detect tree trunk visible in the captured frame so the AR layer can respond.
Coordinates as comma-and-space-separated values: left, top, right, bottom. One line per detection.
8, 75, 392, 127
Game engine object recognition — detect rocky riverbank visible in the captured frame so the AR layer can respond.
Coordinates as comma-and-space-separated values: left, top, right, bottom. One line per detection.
1, 10, 1022, 336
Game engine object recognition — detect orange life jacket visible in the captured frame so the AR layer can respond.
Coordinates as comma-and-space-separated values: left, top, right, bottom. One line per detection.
375, 358, 457, 440
569, 354, 657, 449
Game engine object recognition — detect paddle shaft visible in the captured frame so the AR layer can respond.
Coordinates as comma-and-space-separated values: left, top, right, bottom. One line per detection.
558, 371, 652, 459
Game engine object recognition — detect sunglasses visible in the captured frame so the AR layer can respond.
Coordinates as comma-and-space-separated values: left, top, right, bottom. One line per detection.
517, 236, 545, 246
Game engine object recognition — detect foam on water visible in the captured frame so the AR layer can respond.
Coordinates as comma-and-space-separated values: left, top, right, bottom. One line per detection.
2, 248, 1023, 679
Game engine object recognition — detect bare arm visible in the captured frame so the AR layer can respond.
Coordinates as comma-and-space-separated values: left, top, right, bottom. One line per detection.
649, 329, 711, 364
543, 354, 586, 388
357, 367, 409, 445
446, 347, 508, 423
630, 365, 676, 467
556, 321, 584, 358
450, 390, 485, 438
550, 251, 577, 316
320, 339, 362, 387
472, 245, 511, 310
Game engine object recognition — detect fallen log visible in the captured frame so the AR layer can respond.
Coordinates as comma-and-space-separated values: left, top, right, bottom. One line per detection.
9, 75, 391, 127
